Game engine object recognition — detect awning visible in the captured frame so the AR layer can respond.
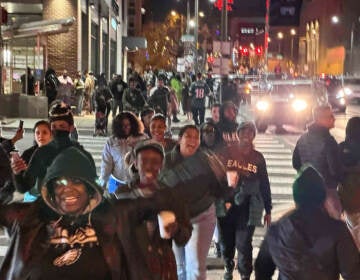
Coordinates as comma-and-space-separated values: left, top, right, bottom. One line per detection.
2, 17, 75, 40
122, 36, 147, 51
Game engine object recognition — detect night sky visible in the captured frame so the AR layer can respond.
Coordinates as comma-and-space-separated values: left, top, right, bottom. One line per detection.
143, 0, 266, 24
144, 0, 219, 23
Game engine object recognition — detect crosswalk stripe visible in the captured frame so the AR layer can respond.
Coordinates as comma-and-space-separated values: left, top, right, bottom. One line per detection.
255, 143, 285, 148
267, 167, 296, 175
257, 148, 292, 154
263, 154, 292, 160
265, 161, 293, 167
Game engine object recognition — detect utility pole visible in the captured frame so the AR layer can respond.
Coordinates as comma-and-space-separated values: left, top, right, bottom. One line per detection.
220, 0, 228, 41
264, 0, 270, 73
0, 1, 3, 95
350, 22, 355, 75
219, 0, 227, 103
194, 0, 199, 73
186, 0, 190, 34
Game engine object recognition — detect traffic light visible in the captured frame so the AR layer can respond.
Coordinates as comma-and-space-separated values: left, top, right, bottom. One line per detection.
214, 0, 234, 11
255, 47, 263, 56
241, 47, 249, 56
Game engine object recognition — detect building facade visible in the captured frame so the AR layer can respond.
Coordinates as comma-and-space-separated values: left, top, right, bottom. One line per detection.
299, 0, 360, 76
2, 0, 124, 95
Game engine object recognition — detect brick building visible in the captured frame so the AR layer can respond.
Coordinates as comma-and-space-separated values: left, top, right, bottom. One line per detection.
43, 0, 121, 78
2, 0, 123, 88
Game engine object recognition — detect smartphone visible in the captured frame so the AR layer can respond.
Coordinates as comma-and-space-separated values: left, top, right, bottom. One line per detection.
19, 120, 24, 129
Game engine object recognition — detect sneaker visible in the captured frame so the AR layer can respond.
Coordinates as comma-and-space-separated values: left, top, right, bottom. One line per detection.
223, 269, 233, 280
223, 261, 234, 280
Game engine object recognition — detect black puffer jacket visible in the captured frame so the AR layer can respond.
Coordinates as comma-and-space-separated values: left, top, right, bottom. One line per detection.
255, 207, 360, 280
0, 138, 16, 202
0, 144, 12, 193
292, 123, 344, 189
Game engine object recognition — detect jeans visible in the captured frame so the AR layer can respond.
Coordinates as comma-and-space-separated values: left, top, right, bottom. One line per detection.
76, 94, 84, 115
112, 99, 122, 117
173, 204, 216, 280
191, 107, 205, 126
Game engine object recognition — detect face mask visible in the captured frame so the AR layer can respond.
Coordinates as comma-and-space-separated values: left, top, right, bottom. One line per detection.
52, 129, 70, 139
203, 133, 215, 147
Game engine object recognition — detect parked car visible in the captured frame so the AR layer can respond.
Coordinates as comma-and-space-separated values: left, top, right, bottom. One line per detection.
341, 76, 360, 103
316, 75, 349, 112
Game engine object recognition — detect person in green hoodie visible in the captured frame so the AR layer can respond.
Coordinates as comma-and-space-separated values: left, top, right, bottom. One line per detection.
0, 146, 181, 279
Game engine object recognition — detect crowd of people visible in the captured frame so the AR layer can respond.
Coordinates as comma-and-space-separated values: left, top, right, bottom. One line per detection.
0, 67, 359, 280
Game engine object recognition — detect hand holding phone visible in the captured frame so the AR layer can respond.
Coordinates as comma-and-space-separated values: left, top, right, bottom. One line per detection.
19, 120, 24, 129
12, 120, 24, 144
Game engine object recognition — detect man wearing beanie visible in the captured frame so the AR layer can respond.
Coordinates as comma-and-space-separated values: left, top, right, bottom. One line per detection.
293, 104, 344, 219
255, 165, 360, 280
11, 101, 95, 199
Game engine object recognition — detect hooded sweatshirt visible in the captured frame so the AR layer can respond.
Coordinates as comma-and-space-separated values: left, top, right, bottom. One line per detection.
0, 146, 169, 279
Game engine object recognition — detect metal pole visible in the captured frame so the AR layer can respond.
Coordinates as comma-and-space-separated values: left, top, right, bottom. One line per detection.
0, 2, 3, 94
264, 0, 270, 73
291, 37, 294, 62
194, 0, 199, 73
186, 0, 190, 34
350, 22, 354, 74
221, 0, 226, 41
224, 0, 228, 41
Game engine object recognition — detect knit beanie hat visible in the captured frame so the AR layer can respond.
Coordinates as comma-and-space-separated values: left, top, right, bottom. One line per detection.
134, 139, 165, 159
238, 121, 257, 137
292, 165, 326, 208
49, 101, 74, 126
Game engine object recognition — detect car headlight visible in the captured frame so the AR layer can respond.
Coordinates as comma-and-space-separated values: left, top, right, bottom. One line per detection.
337, 88, 352, 98
344, 87, 352, 95
336, 91, 345, 98
292, 99, 307, 112
256, 100, 269, 111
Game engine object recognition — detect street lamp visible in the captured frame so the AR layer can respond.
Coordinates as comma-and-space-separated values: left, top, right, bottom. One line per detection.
331, 15, 339, 24
290, 28, 296, 61
189, 19, 195, 28
277, 32, 283, 54
331, 15, 360, 74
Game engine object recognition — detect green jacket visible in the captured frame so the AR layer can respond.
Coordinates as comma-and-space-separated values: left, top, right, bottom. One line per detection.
170, 77, 183, 102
